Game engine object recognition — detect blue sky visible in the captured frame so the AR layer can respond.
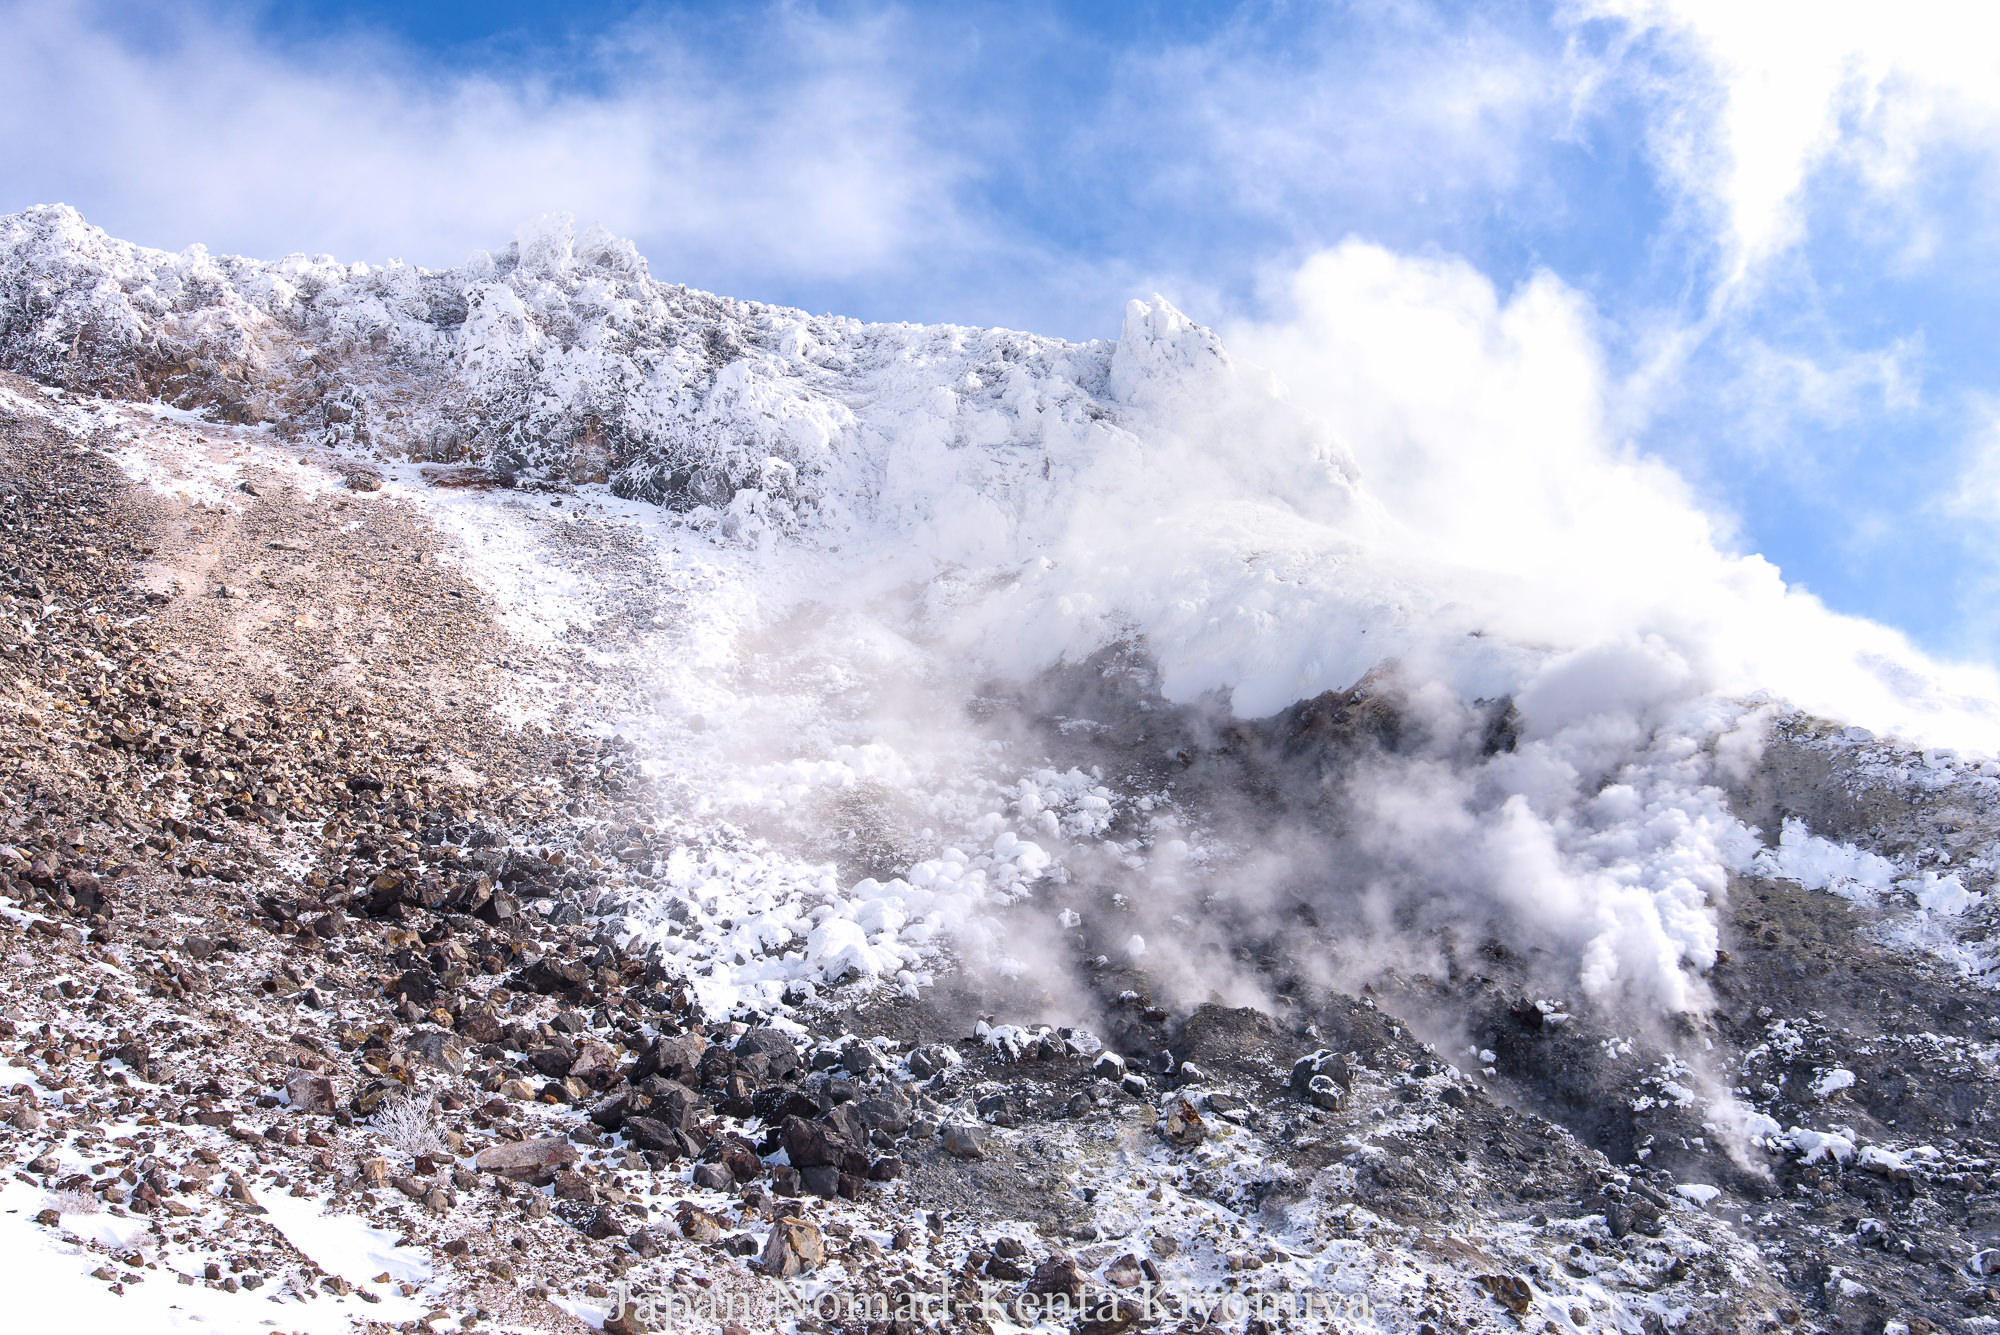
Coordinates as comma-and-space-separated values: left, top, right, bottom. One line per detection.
5, 0, 2000, 667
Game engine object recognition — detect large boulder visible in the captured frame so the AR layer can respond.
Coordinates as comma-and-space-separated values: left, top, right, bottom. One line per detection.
822, 1101, 868, 1146
517, 956, 589, 994
284, 1069, 338, 1114
1158, 1094, 1206, 1147
629, 1033, 706, 1085
734, 1027, 802, 1080
528, 1042, 576, 1078
622, 1117, 693, 1158
905, 1043, 961, 1079
779, 1115, 845, 1168
474, 1136, 578, 1185
632, 1077, 702, 1130
751, 1086, 821, 1124
780, 1115, 871, 1176
941, 1123, 988, 1160
757, 1217, 824, 1278
407, 1029, 467, 1074
569, 1038, 621, 1087
855, 1088, 913, 1134
1026, 1254, 1084, 1300
1289, 1049, 1351, 1096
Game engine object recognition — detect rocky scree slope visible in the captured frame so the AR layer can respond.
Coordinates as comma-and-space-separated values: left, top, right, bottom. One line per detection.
0, 373, 1805, 1335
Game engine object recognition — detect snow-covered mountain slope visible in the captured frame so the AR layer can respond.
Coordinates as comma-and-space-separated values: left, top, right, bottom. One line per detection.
6, 204, 2000, 1030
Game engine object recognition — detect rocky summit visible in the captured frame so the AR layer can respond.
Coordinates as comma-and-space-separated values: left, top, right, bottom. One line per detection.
1, 208, 1998, 1335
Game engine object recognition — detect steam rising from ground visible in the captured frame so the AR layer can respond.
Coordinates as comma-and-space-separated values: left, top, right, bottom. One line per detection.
591, 241, 2000, 1026
12, 206, 1996, 1025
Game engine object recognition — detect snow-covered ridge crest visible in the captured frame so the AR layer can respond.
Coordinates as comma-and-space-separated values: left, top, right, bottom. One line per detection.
0, 203, 1352, 528
0, 203, 861, 506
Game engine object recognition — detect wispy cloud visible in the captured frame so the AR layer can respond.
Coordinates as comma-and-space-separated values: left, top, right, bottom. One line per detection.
1580, 0, 2000, 294
1107, 5, 1568, 243
0, 0, 965, 283
1944, 404, 2000, 663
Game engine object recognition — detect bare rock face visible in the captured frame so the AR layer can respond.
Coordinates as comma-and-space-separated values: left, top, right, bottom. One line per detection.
756, 1216, 824, 1278
473, 1136, 579, 1185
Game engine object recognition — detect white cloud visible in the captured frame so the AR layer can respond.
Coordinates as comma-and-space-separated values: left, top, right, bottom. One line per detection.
1582, 0, 2000, 287
0, 0, 963, 278
1945, 404, 2000, 660
1956, 412, 2000, 520
1228, 241, 1722, 597
1227, 240, 2000, 746
1103, 7, 1572, 241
